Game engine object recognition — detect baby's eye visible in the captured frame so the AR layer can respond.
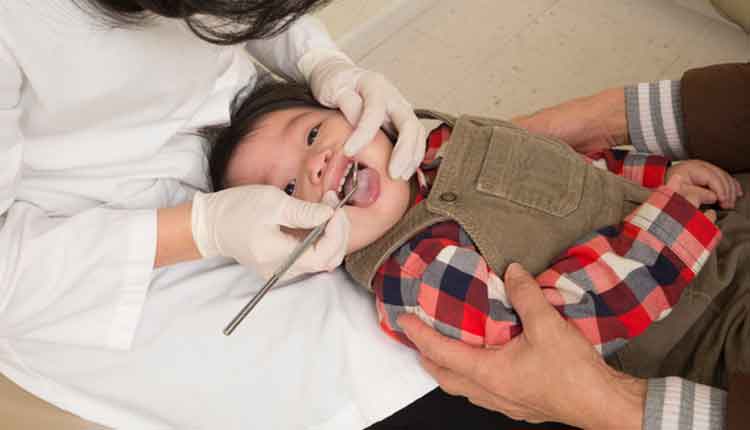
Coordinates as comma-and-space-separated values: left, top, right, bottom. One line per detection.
283, 178, 296, 196
307, 125, 320, 146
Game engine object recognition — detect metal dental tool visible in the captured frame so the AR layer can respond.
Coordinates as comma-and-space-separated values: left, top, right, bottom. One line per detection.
223, 162, 359, 336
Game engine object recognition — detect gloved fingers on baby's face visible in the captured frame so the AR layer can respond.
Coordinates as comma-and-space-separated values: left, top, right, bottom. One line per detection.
335, 89, 364, 127
412, 125, 428, 178
388, 122, 419, 180
343, 96, 385, 158
389, 106, 425, 180
313, 208, 350, 270
276, 192, 334, 229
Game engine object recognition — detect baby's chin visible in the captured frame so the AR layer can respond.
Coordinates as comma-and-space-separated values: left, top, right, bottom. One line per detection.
342, 180, 411, 254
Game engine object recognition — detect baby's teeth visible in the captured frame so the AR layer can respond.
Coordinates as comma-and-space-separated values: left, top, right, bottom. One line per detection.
337, 162, 353, 194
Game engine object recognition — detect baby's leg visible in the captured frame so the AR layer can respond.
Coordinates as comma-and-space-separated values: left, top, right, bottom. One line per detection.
656, 173, 750, 388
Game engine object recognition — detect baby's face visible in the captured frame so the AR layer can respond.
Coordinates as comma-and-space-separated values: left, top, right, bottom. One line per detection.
225, 107, 411, 253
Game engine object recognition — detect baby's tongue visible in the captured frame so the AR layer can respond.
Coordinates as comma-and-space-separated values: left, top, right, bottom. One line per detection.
344, 167, 380, 207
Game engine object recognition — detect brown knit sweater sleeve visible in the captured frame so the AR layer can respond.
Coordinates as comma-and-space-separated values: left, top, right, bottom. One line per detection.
681, 62, 750, 173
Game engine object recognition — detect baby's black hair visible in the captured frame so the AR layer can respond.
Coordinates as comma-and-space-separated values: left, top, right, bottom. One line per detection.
202, 79, 325, 191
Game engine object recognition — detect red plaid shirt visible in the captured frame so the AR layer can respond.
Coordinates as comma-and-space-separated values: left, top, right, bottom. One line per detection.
372, 125, 721, 355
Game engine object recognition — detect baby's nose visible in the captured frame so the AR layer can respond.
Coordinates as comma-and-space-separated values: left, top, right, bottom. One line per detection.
306, 149, 333, 185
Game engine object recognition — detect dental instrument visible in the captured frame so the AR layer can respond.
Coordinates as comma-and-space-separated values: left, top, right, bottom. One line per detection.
223, 162, 359, 336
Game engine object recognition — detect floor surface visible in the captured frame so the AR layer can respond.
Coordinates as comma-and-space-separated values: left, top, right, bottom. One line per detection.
318, 0, 749, 119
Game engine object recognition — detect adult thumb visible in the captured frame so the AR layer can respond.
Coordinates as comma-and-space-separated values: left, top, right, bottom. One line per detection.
279, 195, 334, 229
504, 263, 553, 325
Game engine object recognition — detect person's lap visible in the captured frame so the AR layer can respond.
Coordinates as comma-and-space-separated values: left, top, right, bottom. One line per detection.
368, 387, 576, 430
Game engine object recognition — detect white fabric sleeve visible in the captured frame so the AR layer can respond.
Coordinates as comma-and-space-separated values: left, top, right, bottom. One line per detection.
244, 15, 338, 83
0, 39, 156, 351
625, 80, 689, 160
644, 377, 727, 430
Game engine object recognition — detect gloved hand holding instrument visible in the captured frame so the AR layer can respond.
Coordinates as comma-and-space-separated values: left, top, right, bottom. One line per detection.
221, 164, 359, 335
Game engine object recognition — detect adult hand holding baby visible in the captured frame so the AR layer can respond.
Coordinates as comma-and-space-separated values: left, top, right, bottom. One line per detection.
191, 186, 349, 281
299, 49, 427, 180
398, 263, 648, 429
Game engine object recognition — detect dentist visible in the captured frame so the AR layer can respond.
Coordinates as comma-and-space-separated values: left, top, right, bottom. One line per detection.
0, 1, 432, 429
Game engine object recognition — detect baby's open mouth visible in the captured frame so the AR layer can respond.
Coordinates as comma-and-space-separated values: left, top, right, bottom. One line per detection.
338, 161, 380, 208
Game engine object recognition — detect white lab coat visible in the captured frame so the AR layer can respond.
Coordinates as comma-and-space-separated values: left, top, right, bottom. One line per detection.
0, 2, 435, 428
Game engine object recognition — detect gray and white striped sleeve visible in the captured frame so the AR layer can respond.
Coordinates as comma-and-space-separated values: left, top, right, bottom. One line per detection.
644, 377, 727, 430
625, 80, 689, 160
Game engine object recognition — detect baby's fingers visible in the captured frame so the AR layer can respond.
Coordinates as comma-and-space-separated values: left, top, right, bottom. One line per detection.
703, 209, 717, 223
697, 167, 730, 207
684, 185, 718, 208
720, 170, 736, 209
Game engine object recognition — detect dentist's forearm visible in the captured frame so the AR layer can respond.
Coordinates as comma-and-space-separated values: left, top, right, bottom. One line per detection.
155, 202, 202, 268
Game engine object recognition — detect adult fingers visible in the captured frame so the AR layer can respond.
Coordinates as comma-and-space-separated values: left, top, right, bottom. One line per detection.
343, 80, 387, 158
388, 112, 424, 179
335, 89, 364, 127
312, 208, 350, 270
420, 355, 494, 401
703, 209, 717, 223
420, 355, 529, 417
398, 314, 495, 380
277, 193, 334, 229
279, 209, 349, 281
321, 190, 341, 208
423, 356, 550, 424
503, 263, 557, 330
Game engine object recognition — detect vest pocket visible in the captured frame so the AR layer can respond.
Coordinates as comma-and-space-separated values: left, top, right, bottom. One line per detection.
476, 126, 584, 217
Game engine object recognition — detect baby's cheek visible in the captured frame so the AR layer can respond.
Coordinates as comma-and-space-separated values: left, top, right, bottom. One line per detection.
342, 206, 376, 254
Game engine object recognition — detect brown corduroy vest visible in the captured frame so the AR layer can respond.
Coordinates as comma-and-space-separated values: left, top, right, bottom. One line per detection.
344, 111, 652, 291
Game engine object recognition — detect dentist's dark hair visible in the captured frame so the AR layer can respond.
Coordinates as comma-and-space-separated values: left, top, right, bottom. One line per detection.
202, 78, 325, 191
73, 0, 331, 44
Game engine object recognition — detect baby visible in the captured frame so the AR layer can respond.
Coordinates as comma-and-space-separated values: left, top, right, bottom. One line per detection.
205, 80, 739, 360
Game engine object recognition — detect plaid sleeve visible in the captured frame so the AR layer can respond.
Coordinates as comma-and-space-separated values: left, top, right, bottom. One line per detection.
537, 185, 721, 354
625, 80, 688, 160
372, 222, 506, 348
374, 188, 720, 353
585, 149, 670, 188
644, 377, 726, 430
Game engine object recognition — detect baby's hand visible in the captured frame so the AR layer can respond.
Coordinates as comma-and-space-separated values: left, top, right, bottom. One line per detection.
665, 175, 717, 222
666, 160, 742, 209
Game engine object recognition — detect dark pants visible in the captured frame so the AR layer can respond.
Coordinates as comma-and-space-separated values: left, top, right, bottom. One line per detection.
368, 388, 575, 430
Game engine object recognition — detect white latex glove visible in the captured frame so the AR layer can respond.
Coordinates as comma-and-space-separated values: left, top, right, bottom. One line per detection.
191, 186, 350, 282
299, 48, 426, 180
